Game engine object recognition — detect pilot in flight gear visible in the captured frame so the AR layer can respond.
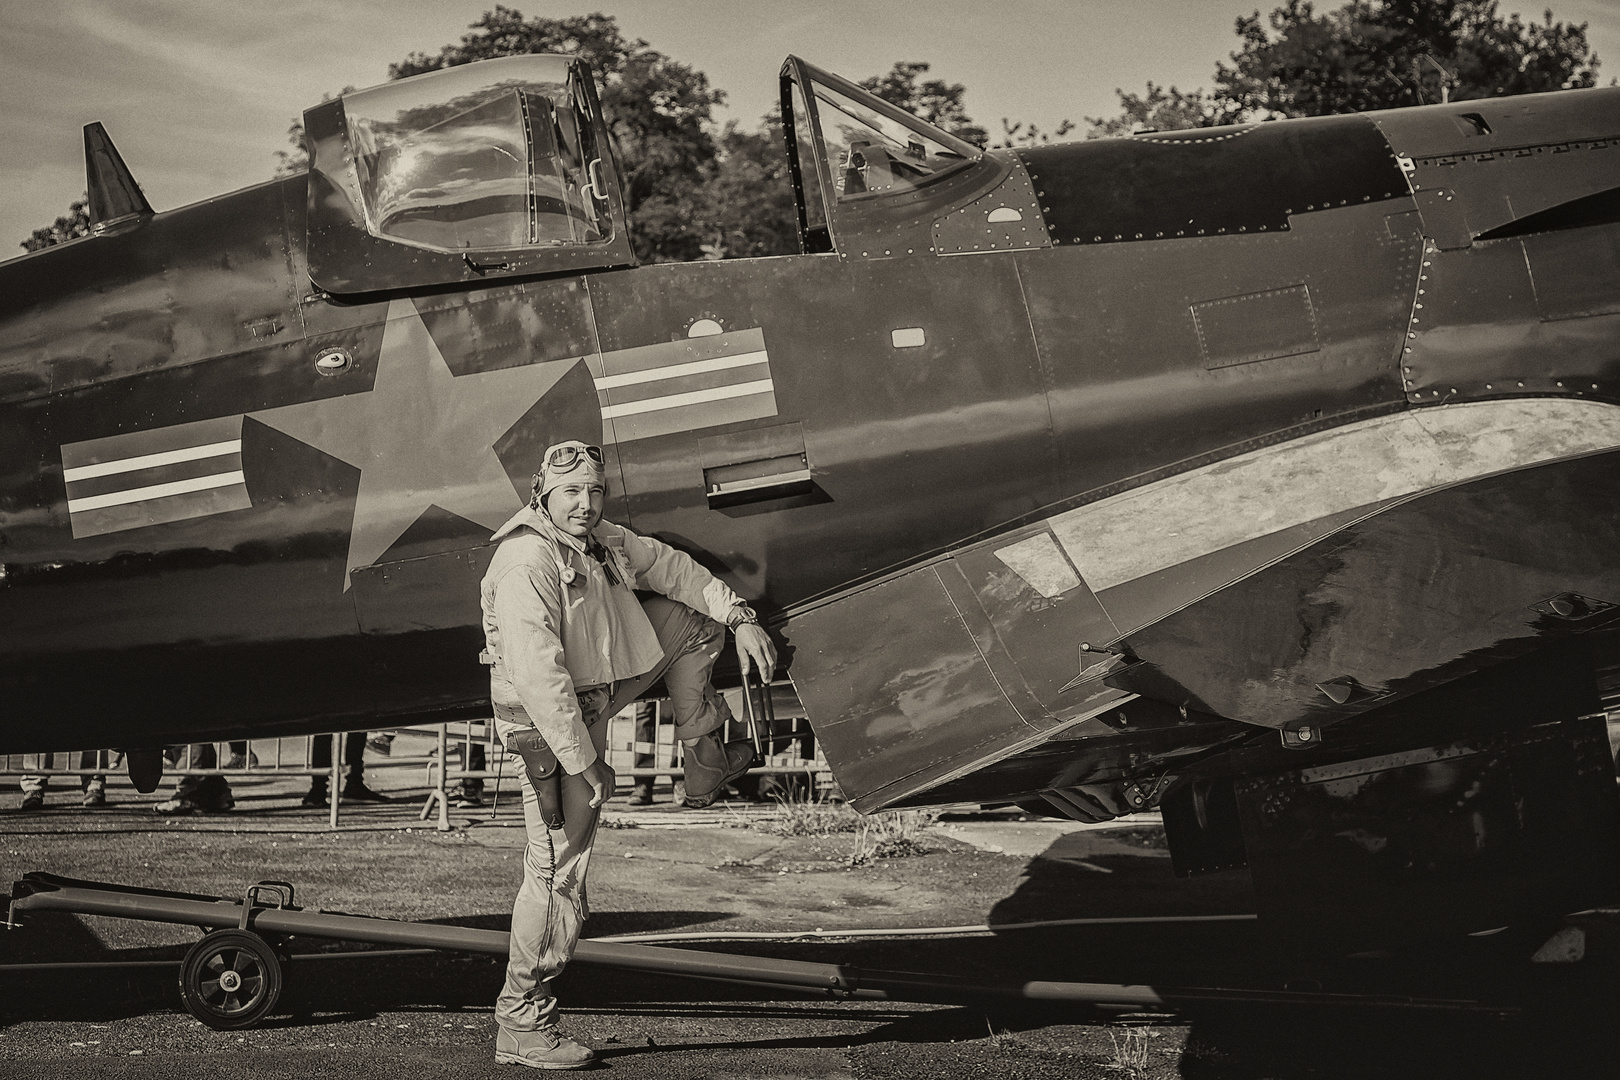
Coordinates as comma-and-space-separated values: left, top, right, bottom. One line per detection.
479, 440, 774, 1068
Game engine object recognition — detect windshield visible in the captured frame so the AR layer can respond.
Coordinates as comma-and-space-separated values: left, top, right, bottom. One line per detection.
343, 56, 607, 252
810, 79, 973, 201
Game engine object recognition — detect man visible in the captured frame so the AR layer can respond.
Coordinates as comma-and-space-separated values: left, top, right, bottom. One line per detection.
480, 440, 774, 1069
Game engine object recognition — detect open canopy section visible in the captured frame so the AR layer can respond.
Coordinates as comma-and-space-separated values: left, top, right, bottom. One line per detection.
810, 76, 979, 202
306, 55, 632, 294
780, 57, 994, 256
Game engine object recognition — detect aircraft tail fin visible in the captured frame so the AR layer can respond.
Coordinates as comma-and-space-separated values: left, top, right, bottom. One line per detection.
83, 122, 153, 232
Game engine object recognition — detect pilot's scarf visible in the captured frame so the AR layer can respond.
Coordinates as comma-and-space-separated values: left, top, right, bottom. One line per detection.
533, 514, 631, 591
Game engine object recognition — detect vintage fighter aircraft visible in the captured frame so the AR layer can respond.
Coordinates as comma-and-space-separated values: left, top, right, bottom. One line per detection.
3, 53, 1619, 945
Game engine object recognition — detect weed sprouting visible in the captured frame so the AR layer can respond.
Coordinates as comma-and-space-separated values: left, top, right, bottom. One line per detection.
846, 809, 937, 866
758, 790, 861, 837
731, 789, 938, 864
1106, 1025, 1157, 1077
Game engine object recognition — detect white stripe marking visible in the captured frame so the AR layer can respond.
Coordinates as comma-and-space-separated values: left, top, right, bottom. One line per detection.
995, 533, 1082, 598
593, 351, 768, 392
68, 471, 247, 513
599, 380, 774, 420
63, 440, 241, 483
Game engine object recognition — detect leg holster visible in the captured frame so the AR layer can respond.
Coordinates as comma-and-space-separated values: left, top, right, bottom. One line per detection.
505, 728, 565, 830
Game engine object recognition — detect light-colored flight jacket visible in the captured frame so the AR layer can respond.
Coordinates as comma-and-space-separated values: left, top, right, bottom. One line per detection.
479, 505, 746, 774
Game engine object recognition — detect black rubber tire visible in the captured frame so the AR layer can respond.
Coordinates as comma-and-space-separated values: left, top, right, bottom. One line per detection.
178, 929, 282, 1029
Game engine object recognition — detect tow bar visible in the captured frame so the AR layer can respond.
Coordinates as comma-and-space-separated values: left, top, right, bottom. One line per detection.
6, 872, 1507, 1029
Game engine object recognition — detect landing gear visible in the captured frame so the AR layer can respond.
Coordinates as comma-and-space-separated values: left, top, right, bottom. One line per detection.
1163, 648, 1620, 950
178, 929, 282, 1029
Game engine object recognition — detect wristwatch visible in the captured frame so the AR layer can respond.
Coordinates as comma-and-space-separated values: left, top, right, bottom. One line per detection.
729, 604, 760, 628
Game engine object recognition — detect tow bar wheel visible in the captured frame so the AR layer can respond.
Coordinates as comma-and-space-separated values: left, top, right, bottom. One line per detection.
179, 928, 282, 1029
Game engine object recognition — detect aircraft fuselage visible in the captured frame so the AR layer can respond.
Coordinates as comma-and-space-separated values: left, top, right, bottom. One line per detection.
2, 67, 1619, 841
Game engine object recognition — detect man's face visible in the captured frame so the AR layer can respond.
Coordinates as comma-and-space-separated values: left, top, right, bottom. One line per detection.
546, 482, 604, 538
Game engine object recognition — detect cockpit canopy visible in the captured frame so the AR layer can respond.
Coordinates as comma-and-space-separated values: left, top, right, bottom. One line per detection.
805, 75, 978, 201
302, 53, 1005, 291
778, 57, 995, 256
305, 55, 631, 294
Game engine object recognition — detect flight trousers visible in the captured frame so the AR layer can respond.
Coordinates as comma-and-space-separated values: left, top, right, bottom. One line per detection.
493, 597, 732, 1032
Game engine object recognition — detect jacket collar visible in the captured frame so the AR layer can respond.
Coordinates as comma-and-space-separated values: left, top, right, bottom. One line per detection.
490, 503, 592, 554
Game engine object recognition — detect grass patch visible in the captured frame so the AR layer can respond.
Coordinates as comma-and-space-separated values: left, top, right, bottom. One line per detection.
751, 791, 862, 837
846, 809, 937, 866
1106, 1025, 1158, 1078
730, 791, 939, 866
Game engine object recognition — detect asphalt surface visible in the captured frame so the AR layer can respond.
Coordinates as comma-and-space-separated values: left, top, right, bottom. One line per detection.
2, 757, 1617, 1079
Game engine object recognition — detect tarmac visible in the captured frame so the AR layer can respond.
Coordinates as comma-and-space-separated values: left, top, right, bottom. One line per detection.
1, 750, 1617, 1079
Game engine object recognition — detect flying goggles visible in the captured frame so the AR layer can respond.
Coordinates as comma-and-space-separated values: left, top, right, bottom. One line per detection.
546, 443, 605, 471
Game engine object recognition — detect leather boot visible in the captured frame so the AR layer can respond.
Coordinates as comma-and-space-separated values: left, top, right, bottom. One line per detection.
494, 1025, 595, 1069
681, 731, 755, 809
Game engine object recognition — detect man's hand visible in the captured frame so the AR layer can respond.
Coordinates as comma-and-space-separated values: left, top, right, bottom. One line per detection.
735, 623, 777, 683
583, 759, 616, 809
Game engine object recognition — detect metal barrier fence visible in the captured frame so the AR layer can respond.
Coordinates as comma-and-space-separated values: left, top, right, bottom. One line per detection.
1, 681, 833, 830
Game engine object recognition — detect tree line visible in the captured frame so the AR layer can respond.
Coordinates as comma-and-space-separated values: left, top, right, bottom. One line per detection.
20, 2, 1602, 256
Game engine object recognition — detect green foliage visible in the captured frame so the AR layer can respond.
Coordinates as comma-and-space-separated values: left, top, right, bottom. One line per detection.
1217, 0, 1600, 118
689, 120, 800, 261
859, 61, 989, 148
995, 117, 1077, 148
1085, 83, 1236, 138
273, 88, 353, 178
1088, 0, 1600, 136
20, 2, 1608, 254
272, 120, 308, 179
20, 197, 90, 253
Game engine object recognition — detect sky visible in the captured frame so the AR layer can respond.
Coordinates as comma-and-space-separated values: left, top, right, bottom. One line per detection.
4, 0, 1620, 250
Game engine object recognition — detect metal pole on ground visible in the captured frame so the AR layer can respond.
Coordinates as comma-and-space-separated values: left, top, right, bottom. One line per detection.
419, 724, 451, 831
437, 724, 449, 831
6, 875, 1513, 1017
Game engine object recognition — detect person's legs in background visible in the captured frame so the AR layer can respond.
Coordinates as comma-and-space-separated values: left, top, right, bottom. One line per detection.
17, 753, 54, 811
456, 736, 487, 808
80, 749, 107, 807
305, 732, 386, 807
156, 744, 232, 814
341, 731, 386, 802
305, 735, 336, 807
630, 701, 658, 806
224, 741, 258, 770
